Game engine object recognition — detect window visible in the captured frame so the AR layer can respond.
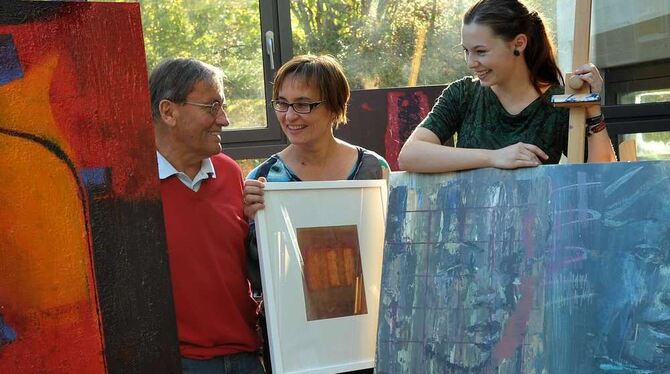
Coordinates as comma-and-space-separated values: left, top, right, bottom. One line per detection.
621, 131, 670, 160
99, 1, 670, 162
620, 89, 670, 105
593, 0, 670, 161
549, 0, 670, 161
289, 0, 558, 90
289, 0, 469, 89
140, 0, 290, 159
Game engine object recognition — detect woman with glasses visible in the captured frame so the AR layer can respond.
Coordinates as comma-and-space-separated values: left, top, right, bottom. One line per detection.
245, 54, 388, 189
243, 54, 388, 374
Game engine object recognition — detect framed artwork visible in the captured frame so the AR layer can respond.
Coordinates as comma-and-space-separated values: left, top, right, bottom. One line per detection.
255, 180, 388, 374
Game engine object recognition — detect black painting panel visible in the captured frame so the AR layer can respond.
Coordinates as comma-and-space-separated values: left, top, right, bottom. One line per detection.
89, 197, 181, 374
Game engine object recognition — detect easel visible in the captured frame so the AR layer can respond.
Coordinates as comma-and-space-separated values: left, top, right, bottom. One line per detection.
552, 0, 639, 162
556, 0, 593, 163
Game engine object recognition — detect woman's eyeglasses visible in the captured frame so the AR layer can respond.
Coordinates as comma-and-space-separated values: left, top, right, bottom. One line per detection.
271, 100, 323, 114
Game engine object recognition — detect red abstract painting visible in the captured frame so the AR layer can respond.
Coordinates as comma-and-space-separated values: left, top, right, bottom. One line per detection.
0, 2, 179, 372
384, 91, 430, 170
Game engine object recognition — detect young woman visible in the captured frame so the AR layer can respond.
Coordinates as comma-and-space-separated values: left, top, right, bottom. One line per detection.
398, 0, 616, 173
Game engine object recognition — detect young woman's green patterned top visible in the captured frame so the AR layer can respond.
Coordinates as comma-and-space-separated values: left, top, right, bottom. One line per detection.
419, 77, 569, 164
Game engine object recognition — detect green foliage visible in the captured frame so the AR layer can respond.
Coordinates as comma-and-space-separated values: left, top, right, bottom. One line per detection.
140, 0, 559, 96
291, 0, 469, 89
141, 0, 267, 127
290, 0, 558, 89
141, 0, 264, 99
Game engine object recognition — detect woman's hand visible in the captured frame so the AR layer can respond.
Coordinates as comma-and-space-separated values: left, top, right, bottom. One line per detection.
490, 142, 548, 169
574, 63, 603, 95
243, 177, 266, 219
574, 62, 609, 125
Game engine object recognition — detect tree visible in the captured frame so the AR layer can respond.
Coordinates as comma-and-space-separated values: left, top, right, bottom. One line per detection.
141, 0, 267, 127
139, 0, 560, 120
290, 0, 472, 89
290, 0, 559, 89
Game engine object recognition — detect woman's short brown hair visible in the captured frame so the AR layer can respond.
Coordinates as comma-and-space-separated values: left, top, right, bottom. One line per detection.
272, 55, 350, 128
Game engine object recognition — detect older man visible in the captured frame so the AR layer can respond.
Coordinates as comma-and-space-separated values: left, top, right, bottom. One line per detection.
149, 58, 263, 374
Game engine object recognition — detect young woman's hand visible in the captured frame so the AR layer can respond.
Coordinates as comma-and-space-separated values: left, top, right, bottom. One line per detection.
491, 142, 548, 169
574, 63, 603, 95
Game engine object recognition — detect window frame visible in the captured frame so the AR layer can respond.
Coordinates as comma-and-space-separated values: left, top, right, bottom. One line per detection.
224, 2, 670, 162
603, 59, 670, 106
220, 0, 293, 160
602, 59, 670, 158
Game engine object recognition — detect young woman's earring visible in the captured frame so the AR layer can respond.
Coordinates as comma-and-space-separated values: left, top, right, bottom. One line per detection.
513, 49, 520, 56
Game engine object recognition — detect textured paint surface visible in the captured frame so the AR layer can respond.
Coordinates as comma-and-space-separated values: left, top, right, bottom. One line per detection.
0, 315, 17, 346
377, 162, 670, 373
0, 34, 23, 84
0, 2, 179, 373
336, 86, 444, 170
297, 225, 367, 320
384, 91, 430, 171
0, 132, 104, 372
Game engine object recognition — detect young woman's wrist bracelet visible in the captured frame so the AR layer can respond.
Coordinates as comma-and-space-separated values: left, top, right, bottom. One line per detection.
586, 120, 607, 137
586, 113, 603, 127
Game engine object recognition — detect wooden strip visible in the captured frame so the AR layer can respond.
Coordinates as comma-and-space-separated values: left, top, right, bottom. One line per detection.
566, 0, 593, 163
571, 0, 592, 70
619, 139, 638, 161
567, 107, 587, 163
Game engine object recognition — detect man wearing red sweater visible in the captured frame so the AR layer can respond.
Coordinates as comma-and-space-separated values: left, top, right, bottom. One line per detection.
149, 58, 263, 374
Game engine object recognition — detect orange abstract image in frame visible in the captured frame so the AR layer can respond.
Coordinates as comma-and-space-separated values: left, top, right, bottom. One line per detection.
297, 225, 368, 321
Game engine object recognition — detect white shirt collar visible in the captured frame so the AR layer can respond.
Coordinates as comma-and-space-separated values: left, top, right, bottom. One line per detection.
156, 151, 216, 191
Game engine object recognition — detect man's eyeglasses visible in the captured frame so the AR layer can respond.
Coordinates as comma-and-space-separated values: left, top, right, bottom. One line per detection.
271, 100, 323, 114
184, 101, 228, 116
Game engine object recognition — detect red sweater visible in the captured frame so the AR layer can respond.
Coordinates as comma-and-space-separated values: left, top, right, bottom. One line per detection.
160, 154, 259, 359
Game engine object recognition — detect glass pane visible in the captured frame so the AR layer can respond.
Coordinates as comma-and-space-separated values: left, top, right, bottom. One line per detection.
619, 88, 670, 104
621, 132, 670, 160
289, 0, 559, 90
291, 0, 440, 89
140, 0, 267, 129
591, 0, 670, 69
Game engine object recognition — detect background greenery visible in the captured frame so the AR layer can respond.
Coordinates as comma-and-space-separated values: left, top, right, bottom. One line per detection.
137, 0, 559, 172
137, 0, 668, 166
140, 0, 557, 91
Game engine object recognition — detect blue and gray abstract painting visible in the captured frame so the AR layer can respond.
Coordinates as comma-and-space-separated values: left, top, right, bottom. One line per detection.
377, 161, 670, 374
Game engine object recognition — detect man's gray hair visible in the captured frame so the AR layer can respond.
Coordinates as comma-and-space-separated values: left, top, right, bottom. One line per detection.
149, 57, 225, 121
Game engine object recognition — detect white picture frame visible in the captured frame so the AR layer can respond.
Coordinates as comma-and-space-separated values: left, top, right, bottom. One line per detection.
255, 180, 388, 374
